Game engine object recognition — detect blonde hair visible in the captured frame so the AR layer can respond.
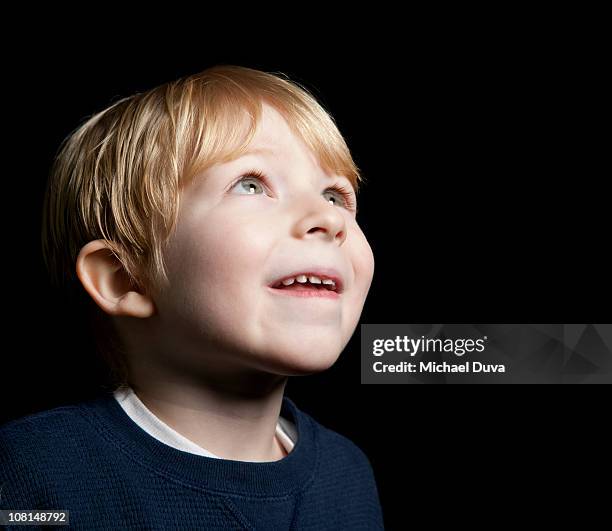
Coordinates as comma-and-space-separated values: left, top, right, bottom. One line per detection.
41, 64, 364, 387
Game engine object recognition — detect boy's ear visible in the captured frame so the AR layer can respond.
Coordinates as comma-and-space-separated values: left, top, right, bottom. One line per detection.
76, 239, 156, 318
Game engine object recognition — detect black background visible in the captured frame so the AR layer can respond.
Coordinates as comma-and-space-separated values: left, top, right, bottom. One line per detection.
2, 20, 608, 529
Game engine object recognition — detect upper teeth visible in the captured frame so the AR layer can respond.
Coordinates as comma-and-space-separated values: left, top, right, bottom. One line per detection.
281, 275, 337, 288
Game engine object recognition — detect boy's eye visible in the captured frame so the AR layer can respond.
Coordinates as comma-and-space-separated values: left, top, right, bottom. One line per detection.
234, 178, 264, 195
230, 169, 357, 212
322, 188, 355, 210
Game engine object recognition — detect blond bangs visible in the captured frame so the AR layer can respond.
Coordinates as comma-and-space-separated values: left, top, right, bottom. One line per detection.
180, 70, 363, 196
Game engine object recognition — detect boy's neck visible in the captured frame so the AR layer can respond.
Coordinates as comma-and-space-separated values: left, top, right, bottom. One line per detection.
128, 377, 289, 462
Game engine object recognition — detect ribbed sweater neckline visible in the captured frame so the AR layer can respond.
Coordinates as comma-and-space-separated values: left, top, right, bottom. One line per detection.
77, 391, 318, 498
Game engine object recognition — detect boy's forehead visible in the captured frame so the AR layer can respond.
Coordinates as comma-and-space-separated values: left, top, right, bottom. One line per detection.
240, 146, 278, 157
240, 106, 322, 164
243, 106, 295, 154
199, 104, 350, 185
258, 103, 292, 133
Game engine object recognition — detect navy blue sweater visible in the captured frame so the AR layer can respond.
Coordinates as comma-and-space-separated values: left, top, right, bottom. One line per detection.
0, 393, 384, 529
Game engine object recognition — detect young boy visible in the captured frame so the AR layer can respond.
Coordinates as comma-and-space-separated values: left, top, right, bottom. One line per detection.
0, 65, 382, 529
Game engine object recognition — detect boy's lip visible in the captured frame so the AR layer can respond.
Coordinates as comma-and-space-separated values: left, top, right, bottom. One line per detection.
268, 268, 345, 294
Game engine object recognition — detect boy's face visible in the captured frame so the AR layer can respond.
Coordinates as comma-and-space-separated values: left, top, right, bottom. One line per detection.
151, 103, 374, 376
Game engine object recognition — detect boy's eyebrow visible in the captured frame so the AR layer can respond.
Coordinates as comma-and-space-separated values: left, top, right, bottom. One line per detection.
237, 147, 350, 185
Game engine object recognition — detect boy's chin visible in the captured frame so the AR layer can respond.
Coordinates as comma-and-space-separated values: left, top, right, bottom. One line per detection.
260, 348, 342, 376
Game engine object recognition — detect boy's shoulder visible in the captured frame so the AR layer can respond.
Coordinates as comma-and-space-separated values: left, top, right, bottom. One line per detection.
0, 402, 94, 508
0, 402, 92, 460
293, 401, 375, 472
293, 402, 383, 525
1, 402, 86, 436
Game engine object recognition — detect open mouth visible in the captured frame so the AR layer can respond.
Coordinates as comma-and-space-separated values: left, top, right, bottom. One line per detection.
268, 274, 342, 299
269, 272, 344, 292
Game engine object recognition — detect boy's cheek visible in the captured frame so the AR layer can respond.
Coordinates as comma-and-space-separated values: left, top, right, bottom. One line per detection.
351, 231, 375, 289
